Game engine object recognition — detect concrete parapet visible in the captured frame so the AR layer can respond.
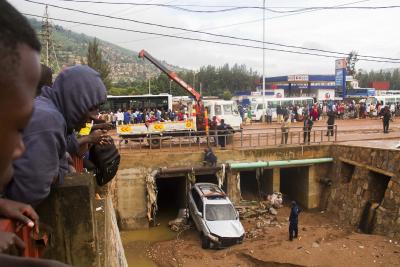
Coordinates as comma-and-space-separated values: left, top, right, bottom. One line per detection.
37, 174, 98, 267
36, 173, 128, 267
115, 168, 149, 230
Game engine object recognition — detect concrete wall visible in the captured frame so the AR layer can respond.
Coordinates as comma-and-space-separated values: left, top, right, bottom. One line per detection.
37, 174, 99, 267
115, 145, 332, 229
119, 145, 332, 169
327, 145, 400, 239
37, 174, 127, 267
104, 196, 128, 267
114, 168, 149, 230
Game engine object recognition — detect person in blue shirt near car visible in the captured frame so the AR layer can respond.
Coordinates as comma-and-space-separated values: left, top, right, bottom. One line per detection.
289, 201, 301, 241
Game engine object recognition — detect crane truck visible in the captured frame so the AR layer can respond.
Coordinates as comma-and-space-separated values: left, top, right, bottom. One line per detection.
116, 49, 242, 146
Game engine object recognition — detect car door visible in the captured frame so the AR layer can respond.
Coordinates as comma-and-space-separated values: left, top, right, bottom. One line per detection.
189, 188, 203, 231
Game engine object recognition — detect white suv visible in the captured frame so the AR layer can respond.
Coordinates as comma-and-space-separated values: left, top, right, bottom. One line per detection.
188, 183, 245, 249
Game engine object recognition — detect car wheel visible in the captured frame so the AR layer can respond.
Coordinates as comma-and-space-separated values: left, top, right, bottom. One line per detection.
201, 234, 210, 249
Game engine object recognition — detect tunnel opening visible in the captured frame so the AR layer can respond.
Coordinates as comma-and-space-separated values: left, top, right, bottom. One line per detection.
259, 169, 274, 198
155, 176, 187, 224
359, 171, 391, 234
341, 161, 355, 183
280, 167, 309, 208
240, 170, 259, 201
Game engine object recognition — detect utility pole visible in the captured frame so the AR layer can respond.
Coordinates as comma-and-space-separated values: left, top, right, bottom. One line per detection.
193, 71, 196, 89
41, 5, 50, 66
148, 78, 151, 94
199, 82, 202, 96
262, 0, 266, 114
39, 5, 60, 72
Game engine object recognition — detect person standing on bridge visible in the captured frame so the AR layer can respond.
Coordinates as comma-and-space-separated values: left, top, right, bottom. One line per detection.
217, 119, 228, 149
266, 106, 273, 124
281, 116, 290, 145
382, 106, 392, 134
289, 201, 301, 241
303, 115, 313, 144
326, 110, 335, 136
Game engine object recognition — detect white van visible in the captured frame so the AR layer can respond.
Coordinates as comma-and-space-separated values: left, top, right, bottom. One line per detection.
251, 97, 314, 122
203, 100, 242, 131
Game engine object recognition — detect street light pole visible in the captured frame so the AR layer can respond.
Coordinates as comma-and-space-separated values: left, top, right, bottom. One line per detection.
193, 71, 196, 89
262, 0, 266, 114
148, 78, 151, 94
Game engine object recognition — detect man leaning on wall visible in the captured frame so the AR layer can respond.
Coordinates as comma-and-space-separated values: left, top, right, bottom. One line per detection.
0, 1, 70, 266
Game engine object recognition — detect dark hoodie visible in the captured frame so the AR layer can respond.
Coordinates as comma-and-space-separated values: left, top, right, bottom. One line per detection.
6, 66, 107, 206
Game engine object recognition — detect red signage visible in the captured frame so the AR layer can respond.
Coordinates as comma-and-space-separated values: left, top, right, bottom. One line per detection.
369, 81, 390, 90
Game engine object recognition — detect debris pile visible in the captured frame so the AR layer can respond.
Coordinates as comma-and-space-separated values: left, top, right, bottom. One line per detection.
236, 192, 284, 240
168, 208, 190, 232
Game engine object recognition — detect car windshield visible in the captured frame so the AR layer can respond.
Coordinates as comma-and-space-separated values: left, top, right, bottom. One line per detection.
205, 204, 237, 221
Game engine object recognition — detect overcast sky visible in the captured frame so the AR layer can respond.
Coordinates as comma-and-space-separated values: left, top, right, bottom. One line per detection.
10, 0, 400, 76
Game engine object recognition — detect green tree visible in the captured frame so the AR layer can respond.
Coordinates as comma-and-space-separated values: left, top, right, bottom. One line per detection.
86, 38, 111, 91
222, 90, 233, 100
347, 50, 359, 76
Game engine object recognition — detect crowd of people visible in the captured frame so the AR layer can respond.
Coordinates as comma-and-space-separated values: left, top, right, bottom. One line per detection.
0, 2, 116, 265
97, 107, 191, 127
239, 99, 397, 145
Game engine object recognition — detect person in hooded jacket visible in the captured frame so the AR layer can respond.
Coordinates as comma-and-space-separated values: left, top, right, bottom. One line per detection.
6, 65, 107, 206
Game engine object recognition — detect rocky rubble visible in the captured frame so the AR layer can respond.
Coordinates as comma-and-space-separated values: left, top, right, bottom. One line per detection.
237, 193, 284, 240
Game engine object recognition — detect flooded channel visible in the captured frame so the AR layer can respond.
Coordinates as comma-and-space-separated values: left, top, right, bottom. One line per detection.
120, 211, 177, 267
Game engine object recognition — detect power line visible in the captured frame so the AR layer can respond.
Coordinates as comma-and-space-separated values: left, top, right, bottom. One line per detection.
49, 0, 400, 13
23, 0, 400, 62
23, 13, 400, 64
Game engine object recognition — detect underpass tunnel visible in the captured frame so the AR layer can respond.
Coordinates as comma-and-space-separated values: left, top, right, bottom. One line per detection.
259, 169, 274, 198
280, 167, 309, 208
240, 170, 259, 201
359, 171, 391, 234
155, 176, 187, 219
367, 171, 391, 203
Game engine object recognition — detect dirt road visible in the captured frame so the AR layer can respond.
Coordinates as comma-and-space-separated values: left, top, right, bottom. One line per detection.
146, 206, 400, 267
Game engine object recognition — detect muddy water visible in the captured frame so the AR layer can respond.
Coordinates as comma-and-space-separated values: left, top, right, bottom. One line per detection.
120, 212, 177, 267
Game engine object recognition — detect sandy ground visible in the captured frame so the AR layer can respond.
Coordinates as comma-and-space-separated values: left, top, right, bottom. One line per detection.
119, 119, 400, 266
146, 206, 400, 267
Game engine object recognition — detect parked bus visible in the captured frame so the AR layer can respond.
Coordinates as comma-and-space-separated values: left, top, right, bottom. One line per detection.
103, 94, 173, 112
365, 95, 400, 108
250, 97, 314, 122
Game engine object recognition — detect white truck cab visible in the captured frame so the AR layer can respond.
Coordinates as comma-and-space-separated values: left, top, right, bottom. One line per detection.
203, 100, 242, 131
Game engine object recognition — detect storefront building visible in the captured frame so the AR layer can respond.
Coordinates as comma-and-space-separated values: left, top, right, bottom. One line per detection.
260, 74, 336, 101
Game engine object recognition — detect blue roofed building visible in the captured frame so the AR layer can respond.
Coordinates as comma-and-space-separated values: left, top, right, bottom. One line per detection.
258, 74, 336, 101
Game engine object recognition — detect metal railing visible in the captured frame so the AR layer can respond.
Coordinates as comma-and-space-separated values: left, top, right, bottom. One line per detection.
115, 125, 338, 152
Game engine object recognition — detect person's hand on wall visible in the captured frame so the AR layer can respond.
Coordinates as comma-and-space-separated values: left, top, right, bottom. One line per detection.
0, 198, 39, 233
